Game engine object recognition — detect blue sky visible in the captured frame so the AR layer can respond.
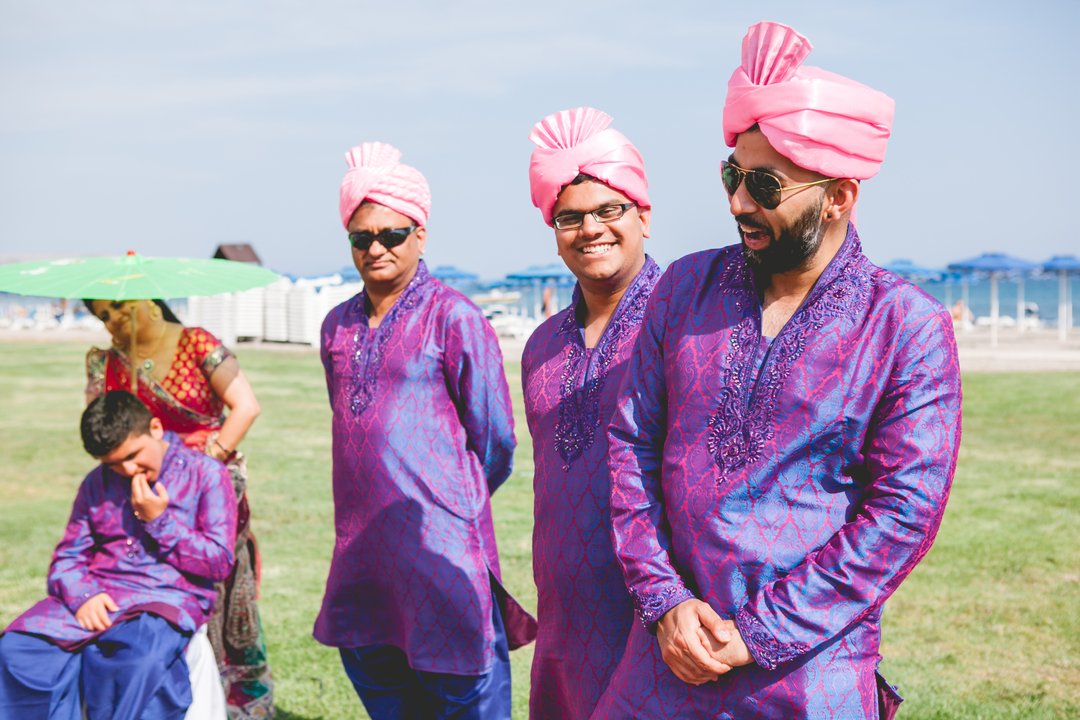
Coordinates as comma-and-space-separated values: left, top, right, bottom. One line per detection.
1, 0, 1077, 279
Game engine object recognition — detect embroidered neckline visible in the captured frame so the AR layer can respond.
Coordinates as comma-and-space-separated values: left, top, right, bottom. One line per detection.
706, 226, 874, 484
348, 260, 433, 416
552, 257, 661, 470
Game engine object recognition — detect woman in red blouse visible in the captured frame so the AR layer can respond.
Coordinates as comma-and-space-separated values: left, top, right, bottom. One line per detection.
85, 298, 274, 720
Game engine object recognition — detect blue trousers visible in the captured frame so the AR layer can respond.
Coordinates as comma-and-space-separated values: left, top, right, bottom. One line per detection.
339, 597, 511, 720
0, 614, 191, 720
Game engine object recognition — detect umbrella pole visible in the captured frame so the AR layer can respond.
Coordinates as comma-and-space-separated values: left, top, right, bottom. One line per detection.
1061, 271, 1068, 343
129, 309, 138, 393
962, 278, 972, 333
991, 274, 999, 349
1017, 276, 1026, 334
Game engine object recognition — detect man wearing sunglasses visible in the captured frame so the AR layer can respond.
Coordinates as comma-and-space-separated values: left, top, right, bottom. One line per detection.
596, 22, 962, 719
522, 107, 661, 720
314, 142, 535, 720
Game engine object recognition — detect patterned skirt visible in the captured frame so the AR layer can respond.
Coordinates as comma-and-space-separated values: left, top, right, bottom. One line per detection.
207, 454, 275, 719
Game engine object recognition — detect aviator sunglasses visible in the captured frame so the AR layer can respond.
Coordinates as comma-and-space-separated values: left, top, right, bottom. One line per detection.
721, 160, 837, 210
348, 225, 417, 251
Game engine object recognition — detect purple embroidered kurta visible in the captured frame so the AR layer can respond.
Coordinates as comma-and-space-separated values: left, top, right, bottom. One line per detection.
5, 433, 237, 650
523, 258, 661, 719
314, 261, 536, 676
595, 226, 962, 719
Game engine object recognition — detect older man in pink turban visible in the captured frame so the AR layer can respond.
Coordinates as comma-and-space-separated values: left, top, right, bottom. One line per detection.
522, 107, 660, 719
595, 22, 962, 719
314, 142, 535, 720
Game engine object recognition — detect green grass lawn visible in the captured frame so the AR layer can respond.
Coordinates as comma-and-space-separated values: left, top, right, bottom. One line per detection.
0, 342, 1076, 719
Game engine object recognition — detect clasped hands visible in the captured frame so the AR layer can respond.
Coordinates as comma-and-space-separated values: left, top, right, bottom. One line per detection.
656, 599, 753, 685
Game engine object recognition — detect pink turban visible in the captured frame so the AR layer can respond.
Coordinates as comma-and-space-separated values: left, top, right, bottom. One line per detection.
528, 107, 650, 226
723, 22, 895, 180
339, 142, 431, 228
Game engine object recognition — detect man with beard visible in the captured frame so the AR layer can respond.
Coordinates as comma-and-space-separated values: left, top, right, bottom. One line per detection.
594, 21, 963, 719
522, 107, 661, 719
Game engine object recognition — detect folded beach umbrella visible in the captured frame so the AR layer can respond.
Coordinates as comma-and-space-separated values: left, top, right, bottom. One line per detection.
884, 259, 943, 282
430, 265, 480, 283
1043, 254, 1080, 342
948, 253, 1037, 347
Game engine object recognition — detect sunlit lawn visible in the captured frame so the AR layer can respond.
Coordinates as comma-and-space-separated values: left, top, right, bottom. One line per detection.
0, 341, 1076, 718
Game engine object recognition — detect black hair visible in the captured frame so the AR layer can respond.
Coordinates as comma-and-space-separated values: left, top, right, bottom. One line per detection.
81, 390, 154, 457
82, 299, 182, 325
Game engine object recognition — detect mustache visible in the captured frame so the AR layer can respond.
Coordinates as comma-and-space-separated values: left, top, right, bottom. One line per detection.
735, 214, 768, 232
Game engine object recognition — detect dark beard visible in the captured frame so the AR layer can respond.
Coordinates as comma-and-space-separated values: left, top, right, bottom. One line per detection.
739, 198, 826, 275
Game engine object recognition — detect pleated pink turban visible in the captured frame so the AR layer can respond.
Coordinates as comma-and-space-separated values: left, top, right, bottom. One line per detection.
339, 142, 431, 228
723, 22, 895, 180
528, 107, 650, 226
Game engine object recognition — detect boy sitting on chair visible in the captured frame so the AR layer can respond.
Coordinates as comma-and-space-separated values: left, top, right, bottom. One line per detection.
0, 390, 237, 720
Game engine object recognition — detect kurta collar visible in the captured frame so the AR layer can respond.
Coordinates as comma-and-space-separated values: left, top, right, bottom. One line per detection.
355, 259, 433, 323
561, 254, 661, 343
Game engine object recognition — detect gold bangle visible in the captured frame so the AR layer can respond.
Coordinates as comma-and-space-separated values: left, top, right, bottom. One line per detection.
213, 439, 232, 457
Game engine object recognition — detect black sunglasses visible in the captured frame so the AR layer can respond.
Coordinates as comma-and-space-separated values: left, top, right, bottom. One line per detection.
348, 225, 417, 251
721, 160, 836, 210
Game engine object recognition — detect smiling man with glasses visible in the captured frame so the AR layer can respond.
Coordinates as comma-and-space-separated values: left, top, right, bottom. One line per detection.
596, 22, 963, 720
522, 106, 661, 720
314, 141, 536, 720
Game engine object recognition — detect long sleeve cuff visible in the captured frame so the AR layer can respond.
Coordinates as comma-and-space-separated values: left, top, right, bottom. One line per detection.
59, 577, 104, 614
631, 584, 697, 629
735, 605, 811, 671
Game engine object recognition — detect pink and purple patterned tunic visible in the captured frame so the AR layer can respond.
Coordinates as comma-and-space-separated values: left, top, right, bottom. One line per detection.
4, 433, 237, 650
523, 258, 661, 719
314, 261, 536, 676
595, 226, 962, 719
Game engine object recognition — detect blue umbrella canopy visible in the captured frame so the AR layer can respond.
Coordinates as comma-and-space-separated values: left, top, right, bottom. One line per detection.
337, 265, 361, 282
947, 252, 1037, 275
505, 263, 575, 282
884, 259, 943, 281
947, 253, 1037, 348
1043, 254, 1080, 273
430, 265, 479, 281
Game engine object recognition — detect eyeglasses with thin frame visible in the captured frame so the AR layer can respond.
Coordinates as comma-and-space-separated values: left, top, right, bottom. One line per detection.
348, 225, 417, 251
553, 203, 637, 230
721, 160, 836, 210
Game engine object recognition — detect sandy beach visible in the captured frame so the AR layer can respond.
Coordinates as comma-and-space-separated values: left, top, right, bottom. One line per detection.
3, 325, 1077, 373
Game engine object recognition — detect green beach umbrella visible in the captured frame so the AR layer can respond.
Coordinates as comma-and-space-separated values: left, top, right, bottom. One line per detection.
0, 251, 280, 391
0, 251, 279, 300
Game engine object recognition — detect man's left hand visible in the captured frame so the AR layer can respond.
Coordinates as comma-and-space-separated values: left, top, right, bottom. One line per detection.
698, 625, 754, 668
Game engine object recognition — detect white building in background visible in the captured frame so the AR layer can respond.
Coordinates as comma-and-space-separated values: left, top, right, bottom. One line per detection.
186, 272, 362, 348
181, 241, 542, 346
262, 278, 291, 343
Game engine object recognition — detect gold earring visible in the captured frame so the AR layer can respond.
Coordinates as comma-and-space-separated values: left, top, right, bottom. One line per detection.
148, 302, 163, 321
